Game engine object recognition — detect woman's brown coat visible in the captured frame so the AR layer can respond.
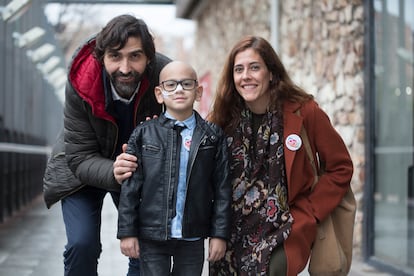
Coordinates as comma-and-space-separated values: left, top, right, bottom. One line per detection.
282, 100, 353, 275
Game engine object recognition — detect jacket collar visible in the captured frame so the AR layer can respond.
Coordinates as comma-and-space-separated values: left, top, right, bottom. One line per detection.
158, 111, 204, 130
158, 113, 177, 129
68, 38, 113, 121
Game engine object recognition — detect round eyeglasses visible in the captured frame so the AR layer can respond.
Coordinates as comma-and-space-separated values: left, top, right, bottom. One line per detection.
160, 79, 198, 94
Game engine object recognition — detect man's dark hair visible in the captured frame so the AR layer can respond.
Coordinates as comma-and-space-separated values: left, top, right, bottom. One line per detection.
94, 14, 155, 63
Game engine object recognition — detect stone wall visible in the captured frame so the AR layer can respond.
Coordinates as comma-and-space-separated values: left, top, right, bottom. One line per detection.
191, 0, 271, 96
278, 0, 365, 255
191, 0, 365, 256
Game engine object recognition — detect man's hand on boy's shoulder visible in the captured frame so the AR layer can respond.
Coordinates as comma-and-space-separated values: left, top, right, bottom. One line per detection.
145, 114, 158, 121
113, 144, 138, 184
114, 114, 159, 184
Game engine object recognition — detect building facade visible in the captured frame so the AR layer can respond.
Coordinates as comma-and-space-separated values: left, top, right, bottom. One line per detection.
176, 0, 414, 275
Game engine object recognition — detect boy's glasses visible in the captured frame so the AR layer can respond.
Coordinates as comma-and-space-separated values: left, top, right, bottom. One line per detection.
160, 79, 198, 93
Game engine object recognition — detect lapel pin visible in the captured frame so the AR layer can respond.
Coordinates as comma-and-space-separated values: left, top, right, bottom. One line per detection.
285, 134, 302, 151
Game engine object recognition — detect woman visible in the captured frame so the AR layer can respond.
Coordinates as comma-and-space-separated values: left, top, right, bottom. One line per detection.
207, 36, 353, 275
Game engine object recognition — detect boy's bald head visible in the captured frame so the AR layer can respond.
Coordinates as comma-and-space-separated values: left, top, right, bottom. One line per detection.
159, 61, 198, 82
155, 60, 203, 121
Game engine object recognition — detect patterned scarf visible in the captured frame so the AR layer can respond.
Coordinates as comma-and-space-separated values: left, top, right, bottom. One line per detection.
210, 108, 293, 276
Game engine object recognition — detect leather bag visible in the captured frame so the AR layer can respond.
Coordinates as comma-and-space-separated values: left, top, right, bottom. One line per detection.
299, 112, 356, 276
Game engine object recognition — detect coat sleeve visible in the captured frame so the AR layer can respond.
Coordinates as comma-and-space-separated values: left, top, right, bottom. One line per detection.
304, 101, 353, 222
64, 83, 119, 192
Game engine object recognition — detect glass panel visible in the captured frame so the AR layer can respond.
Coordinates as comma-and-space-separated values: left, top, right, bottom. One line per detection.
373, 0, 414, 271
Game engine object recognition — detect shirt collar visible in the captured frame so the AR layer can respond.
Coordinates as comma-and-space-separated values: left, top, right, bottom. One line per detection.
165, 111, 196, 130
111, 82, 141, 104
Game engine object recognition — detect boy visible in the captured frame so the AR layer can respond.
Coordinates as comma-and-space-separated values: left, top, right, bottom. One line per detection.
117, 61, 231, 275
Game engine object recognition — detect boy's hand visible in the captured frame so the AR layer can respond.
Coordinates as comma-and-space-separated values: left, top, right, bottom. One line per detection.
120, 237, 140, 259
113, 144, 137, 184
207, 238, 227, 262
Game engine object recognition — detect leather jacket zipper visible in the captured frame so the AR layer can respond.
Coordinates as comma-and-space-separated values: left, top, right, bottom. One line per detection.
165, 128, 174, 240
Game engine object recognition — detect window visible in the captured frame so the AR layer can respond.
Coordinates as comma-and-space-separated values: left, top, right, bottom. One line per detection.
372, 0, 414, 273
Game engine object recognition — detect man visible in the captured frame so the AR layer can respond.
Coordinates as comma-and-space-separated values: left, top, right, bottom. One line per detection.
45, 15, 170, 276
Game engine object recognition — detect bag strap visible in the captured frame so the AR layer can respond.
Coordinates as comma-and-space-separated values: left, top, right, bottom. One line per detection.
295, 109, 319, 189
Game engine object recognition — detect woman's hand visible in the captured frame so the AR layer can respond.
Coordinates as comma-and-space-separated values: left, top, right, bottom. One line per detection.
113, 144, 138, 184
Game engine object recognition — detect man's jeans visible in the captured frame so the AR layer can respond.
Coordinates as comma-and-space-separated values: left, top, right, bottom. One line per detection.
139, 238, 204, 276
61, 186, 140, 276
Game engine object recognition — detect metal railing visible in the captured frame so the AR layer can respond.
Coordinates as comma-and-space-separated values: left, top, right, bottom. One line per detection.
0, 132, 49, 223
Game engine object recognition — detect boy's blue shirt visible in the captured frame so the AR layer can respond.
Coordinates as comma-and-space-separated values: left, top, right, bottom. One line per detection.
164, 111, 197, 239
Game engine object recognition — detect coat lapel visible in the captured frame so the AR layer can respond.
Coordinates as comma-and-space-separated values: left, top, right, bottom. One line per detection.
283, 102, 303, 186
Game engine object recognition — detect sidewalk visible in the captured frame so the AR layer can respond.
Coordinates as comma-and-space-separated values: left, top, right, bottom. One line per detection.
0, 194, 389, 276
0, 195, 129, 276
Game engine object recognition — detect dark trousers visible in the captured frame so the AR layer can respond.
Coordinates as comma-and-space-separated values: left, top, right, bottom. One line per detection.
268, 245, 287, 276
61, 186, 140, 276
139, 239, 204, 276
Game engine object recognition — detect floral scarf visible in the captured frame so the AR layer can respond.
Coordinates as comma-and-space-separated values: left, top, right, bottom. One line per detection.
210, 108, 293, 276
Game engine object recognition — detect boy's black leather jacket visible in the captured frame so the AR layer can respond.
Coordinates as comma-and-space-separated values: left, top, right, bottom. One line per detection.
117, 112, 232, 241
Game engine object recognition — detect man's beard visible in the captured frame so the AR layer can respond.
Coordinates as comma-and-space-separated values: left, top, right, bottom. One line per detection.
110, 71, 143, 99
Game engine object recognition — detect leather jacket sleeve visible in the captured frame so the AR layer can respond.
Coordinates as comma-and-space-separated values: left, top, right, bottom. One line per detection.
208, 123, 232, 240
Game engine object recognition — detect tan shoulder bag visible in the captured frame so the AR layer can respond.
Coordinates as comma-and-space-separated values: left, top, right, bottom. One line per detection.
298, 110, 356, 276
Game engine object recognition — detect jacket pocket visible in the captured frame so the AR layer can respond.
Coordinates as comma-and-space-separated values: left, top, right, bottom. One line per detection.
142, 144, 161, 155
